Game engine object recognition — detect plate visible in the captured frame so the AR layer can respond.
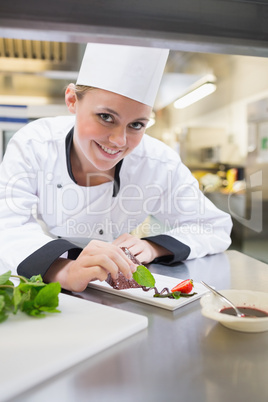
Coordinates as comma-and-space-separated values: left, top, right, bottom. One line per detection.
200, 289, 268, 332
88, 274, 207, 311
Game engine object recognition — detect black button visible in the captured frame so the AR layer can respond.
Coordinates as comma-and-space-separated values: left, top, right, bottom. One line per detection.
99, 229, 104, 235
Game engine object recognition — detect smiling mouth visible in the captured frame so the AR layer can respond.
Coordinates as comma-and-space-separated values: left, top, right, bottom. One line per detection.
97, 143, 121, 155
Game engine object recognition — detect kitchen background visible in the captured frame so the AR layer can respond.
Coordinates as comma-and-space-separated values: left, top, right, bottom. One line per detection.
0, 39, 267, 263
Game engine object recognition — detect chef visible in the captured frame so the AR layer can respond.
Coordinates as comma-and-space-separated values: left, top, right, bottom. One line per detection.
0, 43, 232, 291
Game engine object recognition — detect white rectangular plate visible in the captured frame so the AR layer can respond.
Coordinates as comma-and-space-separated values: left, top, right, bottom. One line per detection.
88, 274, 207, 311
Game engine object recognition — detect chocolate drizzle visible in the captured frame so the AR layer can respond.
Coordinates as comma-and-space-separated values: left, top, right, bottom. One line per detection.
141, 286, 176, 298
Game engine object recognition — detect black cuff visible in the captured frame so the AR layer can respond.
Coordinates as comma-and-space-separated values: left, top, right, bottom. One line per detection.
142, 234, 190, 265
17, 239, 82, 278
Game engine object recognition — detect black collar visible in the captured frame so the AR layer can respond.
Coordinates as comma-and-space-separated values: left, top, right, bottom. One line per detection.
65, 127, 123, 197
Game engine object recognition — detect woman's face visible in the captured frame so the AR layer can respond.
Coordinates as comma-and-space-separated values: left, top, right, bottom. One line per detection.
65, 86, 152, 174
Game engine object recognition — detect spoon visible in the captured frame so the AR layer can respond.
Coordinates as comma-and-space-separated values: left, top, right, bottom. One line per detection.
200, 281, 246, 318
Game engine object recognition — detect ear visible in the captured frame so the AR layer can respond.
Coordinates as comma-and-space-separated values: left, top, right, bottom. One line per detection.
65, 84, 77, 114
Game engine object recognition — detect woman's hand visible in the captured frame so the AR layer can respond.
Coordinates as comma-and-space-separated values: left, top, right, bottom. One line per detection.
112, 233, 172, 264
44, 240, 136, 292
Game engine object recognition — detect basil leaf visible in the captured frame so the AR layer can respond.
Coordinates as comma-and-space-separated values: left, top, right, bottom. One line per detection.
133, 265, 155, 288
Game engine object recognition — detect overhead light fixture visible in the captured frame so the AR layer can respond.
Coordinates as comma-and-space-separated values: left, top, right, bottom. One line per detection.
38, 70, 79, 80
173, 82, 217, 109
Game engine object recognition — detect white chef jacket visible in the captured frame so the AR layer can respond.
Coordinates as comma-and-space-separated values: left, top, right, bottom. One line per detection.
0, 116, 232, 278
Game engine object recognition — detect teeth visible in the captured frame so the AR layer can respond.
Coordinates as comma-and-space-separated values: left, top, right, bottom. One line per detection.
99, 144, 119, 155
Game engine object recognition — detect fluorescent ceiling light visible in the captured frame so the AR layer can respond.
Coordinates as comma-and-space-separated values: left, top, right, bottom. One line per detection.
39, 70, 79, 80
173, 82, 217, 109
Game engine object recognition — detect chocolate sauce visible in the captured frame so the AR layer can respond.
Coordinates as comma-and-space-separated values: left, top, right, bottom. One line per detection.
220, 306, 268, 318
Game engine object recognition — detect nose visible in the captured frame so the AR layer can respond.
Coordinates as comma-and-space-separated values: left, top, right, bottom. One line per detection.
109, 126, 127, 147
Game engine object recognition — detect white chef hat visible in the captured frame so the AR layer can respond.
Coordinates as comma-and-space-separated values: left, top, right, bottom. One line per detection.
76, 43, 169, 107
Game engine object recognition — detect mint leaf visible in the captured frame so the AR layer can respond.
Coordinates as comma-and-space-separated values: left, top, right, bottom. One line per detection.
39, 306, 61, 313
13, 287, 22, 314
21, 300, 47, 318
22, 301, 47, 318
0, 271, 62, 322
0, 295, 5, 312
0, 310, 8, 323
29, 274, 43, 283
18, 282, 46, 293
171, 291, 181, 299
0, 288, 13, 311
34, 282, 61, 310
0, 292, 10, 322
133, 265, 155, 288
0, 271, 12, 285
153, 290, 197, 299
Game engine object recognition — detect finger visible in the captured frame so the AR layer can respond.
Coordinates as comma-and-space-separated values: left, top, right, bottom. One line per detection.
127, 243, 143, 257
88, 266, 110, 282
114, 248, 135, 278
84, 240, 132, 268
82, 249, 134, 280
89, 240, 135, 267
134, 251, 150, 264
79, 254, 120, 279
72, 266, 108, 292
112, 233, 132, 246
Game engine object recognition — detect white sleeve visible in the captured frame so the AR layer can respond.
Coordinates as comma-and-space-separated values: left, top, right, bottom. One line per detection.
0, 128, 80, 276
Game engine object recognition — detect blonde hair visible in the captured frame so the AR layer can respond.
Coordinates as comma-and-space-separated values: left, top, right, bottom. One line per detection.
74, 85, 94, 100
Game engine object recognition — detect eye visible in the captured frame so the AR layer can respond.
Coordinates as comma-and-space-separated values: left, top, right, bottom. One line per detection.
129, 121, 145, 130
98, 113, 113, 123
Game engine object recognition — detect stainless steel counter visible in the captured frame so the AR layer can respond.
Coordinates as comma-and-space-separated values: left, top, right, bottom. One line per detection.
11, 251, 268, 402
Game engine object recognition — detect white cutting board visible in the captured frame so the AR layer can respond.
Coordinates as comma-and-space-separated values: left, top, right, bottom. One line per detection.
0, 293, 148, 402
88, 274, 208, 311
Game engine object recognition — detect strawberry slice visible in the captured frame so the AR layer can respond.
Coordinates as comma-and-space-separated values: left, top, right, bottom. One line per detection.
171, 279, 194, 294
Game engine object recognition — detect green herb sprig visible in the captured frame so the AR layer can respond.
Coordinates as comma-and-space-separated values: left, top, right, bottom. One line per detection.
153, 291, 197, 299
132, 265, 155, 288
0, 271, 61, 323
132, 265, 197, 300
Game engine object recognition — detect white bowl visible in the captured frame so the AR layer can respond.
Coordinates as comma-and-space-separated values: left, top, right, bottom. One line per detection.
200, 289, 268, 333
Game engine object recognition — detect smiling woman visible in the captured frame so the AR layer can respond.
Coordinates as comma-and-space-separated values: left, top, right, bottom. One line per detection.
0, 42, 232, 292
65, 85, 151, 186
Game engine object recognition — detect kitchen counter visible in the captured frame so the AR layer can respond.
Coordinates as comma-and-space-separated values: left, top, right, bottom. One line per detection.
8, 251, 268, 402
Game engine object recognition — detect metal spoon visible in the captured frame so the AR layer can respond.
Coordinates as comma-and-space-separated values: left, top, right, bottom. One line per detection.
201, 281, 246, 318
